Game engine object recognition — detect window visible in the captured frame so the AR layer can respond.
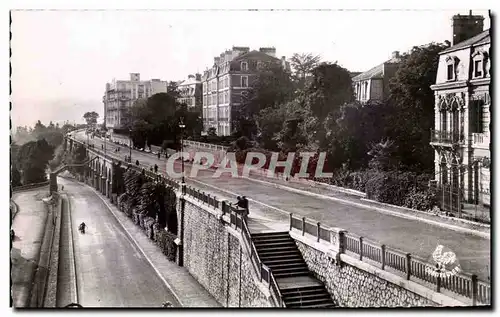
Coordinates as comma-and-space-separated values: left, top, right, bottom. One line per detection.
445, 56, 459, 81
474, 60, 482, 78
241, 76, 248, 88
472, 51, 488, 79
447, 64, 454, 80
241, 61, 248, 71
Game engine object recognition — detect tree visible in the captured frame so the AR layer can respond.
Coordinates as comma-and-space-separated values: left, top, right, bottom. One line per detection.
167, 81, 181, 100
83, 111, 99, 129
386, 43, 447, 172
290, 53, 321, 87
304, 62, 355, 120
17, 139, 54, 183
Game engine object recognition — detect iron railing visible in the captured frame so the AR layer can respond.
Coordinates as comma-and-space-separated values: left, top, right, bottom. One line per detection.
289, 213, 490, 306
430, 129, 463, 144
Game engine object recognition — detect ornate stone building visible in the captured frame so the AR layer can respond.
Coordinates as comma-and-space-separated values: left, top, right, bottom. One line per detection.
103, 73, 168, 133
201, 46, 290, 136
177, 74, 202, 109
430, 12, 490, 216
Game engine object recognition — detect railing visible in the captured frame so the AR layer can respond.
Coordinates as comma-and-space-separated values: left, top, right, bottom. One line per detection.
289, 213, 490, 306
12, 181, 50, 192
430, 129, 463, 144
471, 133, 489, 148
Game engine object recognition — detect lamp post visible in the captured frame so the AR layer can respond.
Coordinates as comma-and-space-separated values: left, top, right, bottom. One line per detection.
179, 118, 186, 183
129, 128, 132, 163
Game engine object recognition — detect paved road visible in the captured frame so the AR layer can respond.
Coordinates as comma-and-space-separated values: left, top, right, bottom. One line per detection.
11, 188, 50, 307
71, 131, 491, 281
56, 177, 179, 307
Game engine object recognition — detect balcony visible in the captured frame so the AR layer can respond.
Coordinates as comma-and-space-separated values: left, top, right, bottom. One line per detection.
430, 129, 463, 146
472, 133, 490, 149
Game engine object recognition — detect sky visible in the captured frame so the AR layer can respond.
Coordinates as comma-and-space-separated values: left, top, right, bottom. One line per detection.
10, 9, 491, 129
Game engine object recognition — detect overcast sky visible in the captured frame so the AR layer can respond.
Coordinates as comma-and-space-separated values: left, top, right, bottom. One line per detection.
10, 9, 490, 128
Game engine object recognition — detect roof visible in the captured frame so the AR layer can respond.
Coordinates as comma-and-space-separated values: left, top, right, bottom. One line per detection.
441, 29, 490, 54
178, 77, 200, 86
352, 56, 401, 81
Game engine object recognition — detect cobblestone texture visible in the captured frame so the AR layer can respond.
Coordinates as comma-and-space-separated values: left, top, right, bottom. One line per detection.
296, 241, 438, 308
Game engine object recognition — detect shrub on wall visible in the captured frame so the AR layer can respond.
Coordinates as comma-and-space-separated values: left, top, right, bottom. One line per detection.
153, 223, 177, 261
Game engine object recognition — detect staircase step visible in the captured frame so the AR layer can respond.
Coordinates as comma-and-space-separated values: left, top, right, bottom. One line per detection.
257, 246, 299, 254
253, 237, 294, 244
251, 231, 289, 238
261, 258, 306, 266
285, 297, 335, 307
274, 271, 310, 278
254, 241, 296, 248
260, 253, 303, 261
281, 287, 327, 296
287, 302, 336, 308
284, 292, 331, 302
266, 263, 308, 270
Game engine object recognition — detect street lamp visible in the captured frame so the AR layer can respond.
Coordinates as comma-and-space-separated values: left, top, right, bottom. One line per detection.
179, 118, 186, 183
129, 128, 132, 163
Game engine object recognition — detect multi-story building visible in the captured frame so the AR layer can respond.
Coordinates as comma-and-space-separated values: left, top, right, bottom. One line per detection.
352, 51, 402, 103
201, 46, 290, 136
103, 73, 168, 132
177, 74, 202, 109
430, 12, 490, 216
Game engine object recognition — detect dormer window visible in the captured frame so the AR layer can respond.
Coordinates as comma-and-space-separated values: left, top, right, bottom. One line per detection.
472, 51, 488, 79
241, 61, 248, 71
445, 56, 459, 81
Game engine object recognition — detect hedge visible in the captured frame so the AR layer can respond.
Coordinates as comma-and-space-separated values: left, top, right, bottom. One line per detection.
153, 223, 177, 262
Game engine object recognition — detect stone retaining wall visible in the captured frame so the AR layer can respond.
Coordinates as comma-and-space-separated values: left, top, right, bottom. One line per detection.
295, 240, 438, 307
182, 197, 273, 307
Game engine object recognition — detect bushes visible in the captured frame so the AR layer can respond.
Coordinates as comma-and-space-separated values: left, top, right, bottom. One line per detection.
154, 224, 177, 261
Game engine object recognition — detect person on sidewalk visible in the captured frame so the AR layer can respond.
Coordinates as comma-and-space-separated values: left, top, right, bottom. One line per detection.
136, 160, 140, 166
154, 164, 158, 173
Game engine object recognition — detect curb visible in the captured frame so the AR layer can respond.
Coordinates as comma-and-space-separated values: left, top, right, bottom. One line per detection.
360, 198, 491, 231
84, 182, 184, 307
64, 194, 79, 305
43, 195, 63, 307
28, 195, 58, 307
243, 176, 490, 239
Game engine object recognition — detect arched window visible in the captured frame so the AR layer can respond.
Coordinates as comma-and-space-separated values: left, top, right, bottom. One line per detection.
441, 157, 448, 185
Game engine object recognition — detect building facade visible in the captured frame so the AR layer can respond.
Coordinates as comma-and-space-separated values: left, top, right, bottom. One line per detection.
177, 74, 202, 109
352, 51, 401, 103
103, 73, 168, 132
430, 12, 490, 215
201, 46, 290, 136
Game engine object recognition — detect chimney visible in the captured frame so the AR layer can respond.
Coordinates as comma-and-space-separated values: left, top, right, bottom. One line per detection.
188, 74, 195, 79
259, 47, 276, 57
281, 56, 286, 61
391, 51, 400, 59
452, 12, 484, 45
195, 73, 201, 81
214, 57, 220, 64
130, 73, 140, 81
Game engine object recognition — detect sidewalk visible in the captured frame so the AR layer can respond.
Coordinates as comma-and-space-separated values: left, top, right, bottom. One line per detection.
91, 187, 221, 308
11, 190, 50, 307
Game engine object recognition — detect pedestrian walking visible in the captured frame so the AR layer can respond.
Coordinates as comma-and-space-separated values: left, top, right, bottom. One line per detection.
136, 160, 140, 166
154, 164, 158, 173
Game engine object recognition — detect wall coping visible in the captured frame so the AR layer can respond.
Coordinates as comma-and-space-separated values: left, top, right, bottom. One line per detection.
226, 226, 274, 303
292, 230, 468, 307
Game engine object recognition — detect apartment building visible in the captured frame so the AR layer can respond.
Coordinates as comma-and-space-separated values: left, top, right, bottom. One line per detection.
103, 73, 168, 132
430, 12, 490, 215
177, 74, 202, 109
201, 46, 290, 136
352, 51, 402, 103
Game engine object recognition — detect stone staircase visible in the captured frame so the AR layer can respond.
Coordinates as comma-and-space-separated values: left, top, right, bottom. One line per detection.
252, 232, 336, 308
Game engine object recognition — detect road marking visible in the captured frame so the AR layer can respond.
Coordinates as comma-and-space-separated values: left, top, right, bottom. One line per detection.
83, 182, 184, 307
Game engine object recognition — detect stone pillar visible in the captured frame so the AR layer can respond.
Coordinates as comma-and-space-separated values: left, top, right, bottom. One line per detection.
175, 186, 186, 267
